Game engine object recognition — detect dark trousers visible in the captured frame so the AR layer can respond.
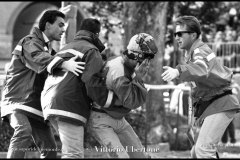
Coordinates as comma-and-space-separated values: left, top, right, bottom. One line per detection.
7, 111, 57, 158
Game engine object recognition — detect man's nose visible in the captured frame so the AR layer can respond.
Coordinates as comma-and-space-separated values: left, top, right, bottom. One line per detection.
175, 36, 180, 40
62, 25, 67, 33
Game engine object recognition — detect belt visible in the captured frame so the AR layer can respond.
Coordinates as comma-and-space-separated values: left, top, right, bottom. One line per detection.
210, 89, 232, 102
91, 107, 107, 113
194, 89, 232, 118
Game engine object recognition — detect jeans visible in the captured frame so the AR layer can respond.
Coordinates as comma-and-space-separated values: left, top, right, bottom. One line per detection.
191, 110, 236, 158
88, 111, 148, 158
49, 118, 84, 158
7, 111, 57, 158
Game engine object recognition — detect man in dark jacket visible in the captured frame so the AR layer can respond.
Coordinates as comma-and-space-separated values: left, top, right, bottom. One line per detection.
1, 10, 85, 158
41, 18, 108, 158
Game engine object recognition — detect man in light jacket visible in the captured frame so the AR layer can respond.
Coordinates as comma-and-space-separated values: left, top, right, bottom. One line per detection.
161, 15, 240, 158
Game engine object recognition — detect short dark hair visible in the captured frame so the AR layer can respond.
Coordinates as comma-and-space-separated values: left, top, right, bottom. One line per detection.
175, 15, 201, 39
80, 18, 101, 34
39, 10, 65, 31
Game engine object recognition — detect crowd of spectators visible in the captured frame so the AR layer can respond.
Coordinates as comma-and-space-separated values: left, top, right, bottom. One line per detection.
203, 24, 240, 43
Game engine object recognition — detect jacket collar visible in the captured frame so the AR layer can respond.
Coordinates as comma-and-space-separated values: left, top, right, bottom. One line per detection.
74, 30, 105, 52
185, 38, 205, 61
42, 32, 50, 43
188, 38, 205, 54
31, 27, 46, 43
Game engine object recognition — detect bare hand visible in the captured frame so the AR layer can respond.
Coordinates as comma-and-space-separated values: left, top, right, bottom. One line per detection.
59, 5, 77, 19
161, 66, 179, 82
61, 55, 85, 76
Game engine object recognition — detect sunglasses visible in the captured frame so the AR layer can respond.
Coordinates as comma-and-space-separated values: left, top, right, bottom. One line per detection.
124, 50, 154, 63
174, 31, 194, 37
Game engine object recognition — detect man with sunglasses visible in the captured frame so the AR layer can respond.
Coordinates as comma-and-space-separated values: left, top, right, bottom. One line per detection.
161, 15, 240, 158
88, 33, 158, 158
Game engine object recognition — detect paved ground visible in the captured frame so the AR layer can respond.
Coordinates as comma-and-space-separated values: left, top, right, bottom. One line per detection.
1, 130, 240, 158
149, 129, 240, 159
88, 129, 240, 158
0, 145, 239, 159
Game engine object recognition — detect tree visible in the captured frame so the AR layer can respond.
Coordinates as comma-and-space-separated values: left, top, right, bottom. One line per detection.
86, 1, 123, 43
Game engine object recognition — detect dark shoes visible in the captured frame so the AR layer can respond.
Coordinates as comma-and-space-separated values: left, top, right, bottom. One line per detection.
230, 138, 236, 144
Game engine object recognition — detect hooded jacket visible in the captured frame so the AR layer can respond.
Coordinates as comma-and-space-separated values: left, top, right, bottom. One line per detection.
41, 30, 109, 125
1, 27, 64, 122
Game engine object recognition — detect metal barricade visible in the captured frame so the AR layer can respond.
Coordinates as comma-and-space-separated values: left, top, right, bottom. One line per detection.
206, 42, 240, 73
144, 84, 193, 148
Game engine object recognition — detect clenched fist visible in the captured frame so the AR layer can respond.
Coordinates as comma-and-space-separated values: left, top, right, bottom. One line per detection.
135, 59, 151, 79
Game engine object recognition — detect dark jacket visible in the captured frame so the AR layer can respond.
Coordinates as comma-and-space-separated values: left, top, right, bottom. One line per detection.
41, 30, 108, 125
1, 27, 64, 122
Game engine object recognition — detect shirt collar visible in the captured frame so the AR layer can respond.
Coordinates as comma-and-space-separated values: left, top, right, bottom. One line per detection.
42, 32, 50, 43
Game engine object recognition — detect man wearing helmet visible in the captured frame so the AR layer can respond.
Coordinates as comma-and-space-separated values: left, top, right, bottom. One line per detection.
88, 33, 158, 158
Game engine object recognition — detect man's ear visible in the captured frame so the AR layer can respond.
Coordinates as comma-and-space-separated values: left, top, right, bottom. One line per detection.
193, 32, 197, 40
45, 22, 51, 30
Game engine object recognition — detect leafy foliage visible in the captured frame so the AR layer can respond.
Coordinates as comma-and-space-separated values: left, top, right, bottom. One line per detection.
86, 1, 123, 42
0, 122, 13, 151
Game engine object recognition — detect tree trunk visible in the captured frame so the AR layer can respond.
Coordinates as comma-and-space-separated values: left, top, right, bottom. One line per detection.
122, 2, 174, 145
122, 2, 146, 48
145, 2, 174, 145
